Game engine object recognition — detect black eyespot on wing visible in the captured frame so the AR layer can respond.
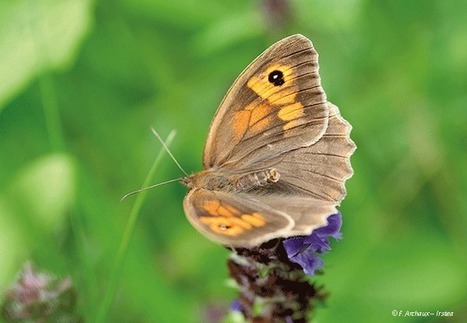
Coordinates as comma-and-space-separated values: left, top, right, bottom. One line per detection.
268, 70, 284, 86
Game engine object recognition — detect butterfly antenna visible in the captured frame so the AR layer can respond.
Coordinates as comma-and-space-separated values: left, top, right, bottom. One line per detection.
151, 128, 188, 176
120, 178, 182, 201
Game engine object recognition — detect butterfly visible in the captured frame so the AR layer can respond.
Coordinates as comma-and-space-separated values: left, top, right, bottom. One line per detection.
182, 34, 355, 248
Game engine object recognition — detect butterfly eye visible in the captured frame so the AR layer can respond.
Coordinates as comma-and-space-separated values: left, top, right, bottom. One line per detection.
268, 70, 285, 86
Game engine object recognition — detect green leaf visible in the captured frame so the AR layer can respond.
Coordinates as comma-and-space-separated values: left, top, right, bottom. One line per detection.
8, 153, 76, 232
0, 198, 29, 285
0, 0, 93, 110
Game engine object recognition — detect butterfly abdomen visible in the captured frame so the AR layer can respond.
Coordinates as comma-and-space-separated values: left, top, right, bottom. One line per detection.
186, 168, 281, 193
234, 168, 280, 191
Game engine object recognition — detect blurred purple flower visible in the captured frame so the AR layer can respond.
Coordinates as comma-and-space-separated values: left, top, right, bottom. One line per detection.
283, 213, 342, 276
230, 299, 243, 312
1, 262, 78, 322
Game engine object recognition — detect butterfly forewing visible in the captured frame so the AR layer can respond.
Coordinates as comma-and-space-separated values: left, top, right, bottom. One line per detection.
203, 34, 329, 169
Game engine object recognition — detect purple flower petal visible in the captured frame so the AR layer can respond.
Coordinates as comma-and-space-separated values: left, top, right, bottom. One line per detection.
314, 212, 342, 239
230, 299, 243, 312
283, 213, 342, 276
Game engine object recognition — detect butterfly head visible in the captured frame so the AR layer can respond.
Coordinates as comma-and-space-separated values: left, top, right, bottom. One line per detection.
181, 170, 231, 191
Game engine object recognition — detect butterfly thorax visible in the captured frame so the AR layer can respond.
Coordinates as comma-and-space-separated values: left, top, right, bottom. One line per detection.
182, 168, 280, 192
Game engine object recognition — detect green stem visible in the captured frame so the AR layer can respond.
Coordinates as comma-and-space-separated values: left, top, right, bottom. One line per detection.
95, 130, 177, 323
39, 74, 65, 151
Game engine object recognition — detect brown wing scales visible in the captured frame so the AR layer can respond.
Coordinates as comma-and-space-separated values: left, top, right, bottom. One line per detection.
273, 103, 356, 203
183, 189, 294, 247
203, 35, 328, 169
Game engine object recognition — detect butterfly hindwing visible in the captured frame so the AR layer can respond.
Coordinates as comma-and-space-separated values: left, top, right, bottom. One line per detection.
272, 103, 356, 203
248, 194, 338, 237
183, 189, 294, 247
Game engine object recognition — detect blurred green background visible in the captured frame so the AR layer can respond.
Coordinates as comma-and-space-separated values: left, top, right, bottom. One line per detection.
1, 0, 466, 322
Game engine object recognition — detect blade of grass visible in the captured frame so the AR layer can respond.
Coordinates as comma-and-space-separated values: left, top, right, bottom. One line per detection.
95, 130, 177, 323
39, 74, 65, 151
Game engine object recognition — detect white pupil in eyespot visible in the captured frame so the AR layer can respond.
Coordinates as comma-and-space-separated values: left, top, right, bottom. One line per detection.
268, 70, 284, 85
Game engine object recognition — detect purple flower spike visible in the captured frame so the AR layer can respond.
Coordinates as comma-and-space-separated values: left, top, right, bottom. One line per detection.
283, 213, 342, 276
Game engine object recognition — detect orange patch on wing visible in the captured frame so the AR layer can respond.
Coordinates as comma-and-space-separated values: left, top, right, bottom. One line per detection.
241, 213, 266, 227
249, 103, 270, 126
217, 205, 235, 217
283, 119, 303, 132
250, 117, 272, 133
278, 102, 304, 121
199, 211, 266, 237
230, 217, 253, 229
231, 110, 250, 140
247, 64, 296, 101
240, 63, 305, 138
239, 102, 273, 134
202, 199, 241, 218
224, 204, 239, 214
202, 199, 220, 215
244, 102, 256, 111
200, 217, 245, 236
269, 87, 296, 105
247, 76, 271, 100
